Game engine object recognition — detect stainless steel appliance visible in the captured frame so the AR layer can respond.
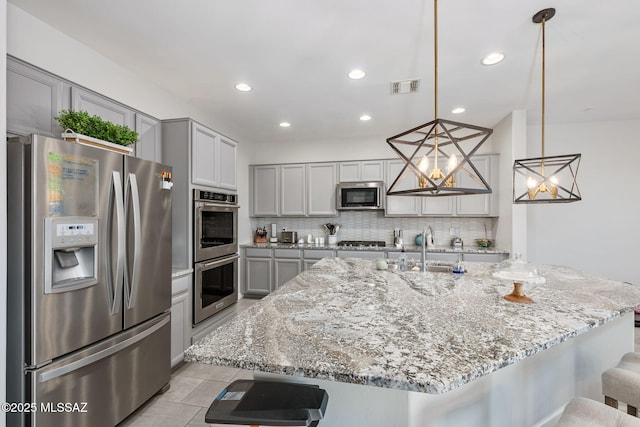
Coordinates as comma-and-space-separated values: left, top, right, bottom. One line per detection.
337, 240, 386, 247
193, 189, 238, 262
336, 181, 385, 210
193, 189, 239, 324
7, 134, 173, 427
280, 231, 297, 243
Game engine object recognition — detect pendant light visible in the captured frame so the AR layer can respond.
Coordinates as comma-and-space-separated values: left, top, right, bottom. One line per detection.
386, 0, 493, 197
513, 8, 581, 204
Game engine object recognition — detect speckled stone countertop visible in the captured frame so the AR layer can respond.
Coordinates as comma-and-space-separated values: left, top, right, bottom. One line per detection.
185, 258, 640, 394
241, 242, 508, 254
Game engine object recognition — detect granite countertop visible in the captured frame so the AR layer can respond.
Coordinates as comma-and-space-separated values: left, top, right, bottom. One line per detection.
185, 258, 640, 394
241, 242, 508, 254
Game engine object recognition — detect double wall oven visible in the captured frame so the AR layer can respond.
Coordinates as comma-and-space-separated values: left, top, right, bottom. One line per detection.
193, 189, 238, 325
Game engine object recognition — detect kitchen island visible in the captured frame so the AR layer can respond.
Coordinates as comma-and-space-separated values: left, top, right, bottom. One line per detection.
186, 258, 640, 427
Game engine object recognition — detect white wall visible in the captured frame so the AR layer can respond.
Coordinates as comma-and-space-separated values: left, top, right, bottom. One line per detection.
492, 111, 528, 256
526, 120, 640, 284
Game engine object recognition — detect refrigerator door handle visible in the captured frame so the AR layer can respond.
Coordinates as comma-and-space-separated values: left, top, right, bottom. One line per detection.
37, 315, 170, 383
125, 173, 142, 310
109, 171, 125, 314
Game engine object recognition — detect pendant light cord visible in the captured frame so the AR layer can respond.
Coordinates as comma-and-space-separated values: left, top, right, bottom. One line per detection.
433, 0, 439, 169
541, 15, 546, 173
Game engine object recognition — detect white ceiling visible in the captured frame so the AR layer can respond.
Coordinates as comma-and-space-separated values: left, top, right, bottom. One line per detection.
9, 0, 640, 144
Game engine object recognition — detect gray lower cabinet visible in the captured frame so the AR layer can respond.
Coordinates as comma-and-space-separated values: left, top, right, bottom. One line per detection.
303, 249, 336, 269
462, 253, 508, 263
336, 250, 381, 259
7, 56, 67, 137
274, 249, 302, 289
246, 257, 273, 296
426, 252, 460, 263
170, 274, 191, 368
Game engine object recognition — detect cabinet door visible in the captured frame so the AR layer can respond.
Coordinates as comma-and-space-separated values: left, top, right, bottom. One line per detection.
339, 162, 360, 182
361, 161, 385, 181
307, 163, 337, 216
274, 259, 302, 289
170, 290, 189, 367
135, 113, 162, 162
191, 122, 218, 187
252, 165, 279, 216
7, 58, 64, 137
71, 86, 135, 129
456, 156, 492, 216
385, 160, 419, 216
426, 253, 460, 262
462, 253, 507, 263
336, 250, 381, 259
246, 258, 273, 295
218, 136, 237, 190
280, 164, 306, 216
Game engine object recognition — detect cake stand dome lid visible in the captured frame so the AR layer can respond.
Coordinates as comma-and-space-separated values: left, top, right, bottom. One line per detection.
493, 254, 544, 283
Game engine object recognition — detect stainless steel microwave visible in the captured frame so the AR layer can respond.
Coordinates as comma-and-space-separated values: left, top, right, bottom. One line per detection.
336, 181, 385, 210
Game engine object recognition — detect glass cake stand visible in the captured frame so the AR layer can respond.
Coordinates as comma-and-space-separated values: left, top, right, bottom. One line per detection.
492, 256, 545, 304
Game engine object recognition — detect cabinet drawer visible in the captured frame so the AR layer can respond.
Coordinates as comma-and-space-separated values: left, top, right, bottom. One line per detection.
387, 251, 420, 260
337, 250, 381, 259
426, 252, 460, 262
303, 249, 335, 260
273, 249, 302, 259
245, 248, 272, 258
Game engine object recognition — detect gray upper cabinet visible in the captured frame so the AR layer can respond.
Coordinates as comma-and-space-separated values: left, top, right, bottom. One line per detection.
218, 136, 238, 190
280, 164, 306, 216
191, 121, 238, 191
7, 57, 66, 137
307, 163, 337, 216
135, 113, 162, 162
191, 122, 218, 187
252, 165, 279, 216
339, 160, 384, 182
385, 159, 420, 216
386, 154, 499, 217
71, 86, 135, 129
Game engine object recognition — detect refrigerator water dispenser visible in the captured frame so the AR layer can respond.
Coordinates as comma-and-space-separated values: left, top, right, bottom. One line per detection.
44, 217, 99, 293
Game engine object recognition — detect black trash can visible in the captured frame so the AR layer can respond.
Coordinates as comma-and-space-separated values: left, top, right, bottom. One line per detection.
205, 380, 329, 427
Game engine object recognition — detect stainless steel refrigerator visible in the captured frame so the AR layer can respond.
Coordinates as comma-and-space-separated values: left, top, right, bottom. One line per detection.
7, 134, 173, 426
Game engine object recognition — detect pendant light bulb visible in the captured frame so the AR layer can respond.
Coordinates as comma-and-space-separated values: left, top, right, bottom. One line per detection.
527, 177, 538, 189
447, 153, 458, 173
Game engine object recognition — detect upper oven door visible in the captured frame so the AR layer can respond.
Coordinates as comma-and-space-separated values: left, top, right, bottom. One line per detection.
194, 201, 238, 262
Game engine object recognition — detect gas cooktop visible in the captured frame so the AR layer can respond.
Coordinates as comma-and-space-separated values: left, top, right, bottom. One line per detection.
337, 240, 386, 247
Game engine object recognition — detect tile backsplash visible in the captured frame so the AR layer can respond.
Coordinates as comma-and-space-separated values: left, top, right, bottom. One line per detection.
249, 211, 495, 247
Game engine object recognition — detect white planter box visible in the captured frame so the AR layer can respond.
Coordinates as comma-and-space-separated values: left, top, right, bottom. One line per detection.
62, 131, 134, 155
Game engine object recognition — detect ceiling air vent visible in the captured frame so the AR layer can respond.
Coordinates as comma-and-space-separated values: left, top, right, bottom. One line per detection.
391, 79, 420, 95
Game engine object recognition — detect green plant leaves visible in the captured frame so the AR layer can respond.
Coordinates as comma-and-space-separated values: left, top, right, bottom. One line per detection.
55, 110, 138, 146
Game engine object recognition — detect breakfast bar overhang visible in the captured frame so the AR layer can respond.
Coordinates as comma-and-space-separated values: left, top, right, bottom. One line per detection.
186, 258, 640, 427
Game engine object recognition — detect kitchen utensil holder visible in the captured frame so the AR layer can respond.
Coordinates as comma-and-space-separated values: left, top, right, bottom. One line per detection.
328, 235, 338, 245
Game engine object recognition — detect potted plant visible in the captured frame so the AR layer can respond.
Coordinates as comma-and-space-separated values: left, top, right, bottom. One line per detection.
55, 109, 138, 154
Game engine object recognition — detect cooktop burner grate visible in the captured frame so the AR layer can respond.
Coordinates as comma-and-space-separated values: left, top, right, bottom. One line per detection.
337, 240, 386, 247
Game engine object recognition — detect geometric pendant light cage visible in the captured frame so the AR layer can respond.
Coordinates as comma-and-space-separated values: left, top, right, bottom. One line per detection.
387, 118, 493, 196
513, 8, 582, 204
386, 0, 493, 197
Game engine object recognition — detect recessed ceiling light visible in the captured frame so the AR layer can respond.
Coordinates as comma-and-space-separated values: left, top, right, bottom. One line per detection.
235, 83, 252, 92
279, 122, 291, 128
360, 114, 372, 121
451, 107, 465, 114
482, 52, 505, 66
348, 69, 366, 80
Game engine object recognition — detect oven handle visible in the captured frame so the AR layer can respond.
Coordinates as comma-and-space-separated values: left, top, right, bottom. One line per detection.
196, 201, 239, 209
198, 254, 239, 270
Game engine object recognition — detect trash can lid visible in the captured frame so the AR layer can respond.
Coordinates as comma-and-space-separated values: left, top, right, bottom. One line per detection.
205, 380, 329, 426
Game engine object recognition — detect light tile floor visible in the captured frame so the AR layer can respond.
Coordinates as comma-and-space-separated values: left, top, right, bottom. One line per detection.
120, 309, 640, 426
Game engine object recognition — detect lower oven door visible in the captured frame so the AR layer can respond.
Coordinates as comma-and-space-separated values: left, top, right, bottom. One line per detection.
194, 254, 239, 325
